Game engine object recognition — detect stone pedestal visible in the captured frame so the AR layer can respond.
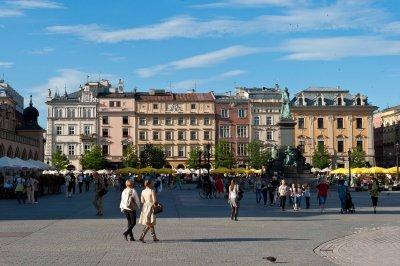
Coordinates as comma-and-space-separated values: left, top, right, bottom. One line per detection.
278, 118, 297, 148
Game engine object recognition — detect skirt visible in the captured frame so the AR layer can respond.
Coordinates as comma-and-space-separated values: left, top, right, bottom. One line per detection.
139, 203, 156, 226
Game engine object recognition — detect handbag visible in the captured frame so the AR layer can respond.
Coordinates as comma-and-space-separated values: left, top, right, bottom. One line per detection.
152, 202, 163, 214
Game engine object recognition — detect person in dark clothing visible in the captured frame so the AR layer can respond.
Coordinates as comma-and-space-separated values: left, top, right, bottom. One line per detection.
261, 179, 268, 205
84, 174, 91, 192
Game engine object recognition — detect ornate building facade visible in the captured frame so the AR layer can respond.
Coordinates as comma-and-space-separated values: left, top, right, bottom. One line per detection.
0, 80, 44, 161
291, 87, 377, 168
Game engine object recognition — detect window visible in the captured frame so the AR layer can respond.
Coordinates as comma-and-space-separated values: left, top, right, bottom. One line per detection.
178, 131, 185, 140
165, 131, 173, 140
190, 117, 197, 125
254, 131, 260, 140
266, 131, 273, 140
178, 117, 184, 125
67, 108, 75, 118
356, 118, 363, 129
178, 146, 185, 157
153, 103, 158, 109
83, 125, 91, 136
83, 108, 91, 118
56, 126, 62, 135
253, 116, 260, 125
68, 126, 75, 135
237, 125, 248, 138
102, 116, 109, 125
238, 109, 246, 118
298, 98, 304, 106
109, 101, 120, 107
317, 118, 324, 129
153, 117, 159, 125
165, 146, 172, 157
123, 116, 129, 125
68, 145, 75, 155
122, 144, 128, 154
318, 97, 323, 106
204, 131, 210, 140
299, 140, 305, 153
139, 131, 146, 141
102, 145, 109, 155
153, 131, 160, 140
337, 140, 344, 153
204, 117, 210, 125
56, 145, 62, 152
337, 97, 342, 106
356, 97, 362, 106
84, 144, 91, 152
191, 103, 196, 110
165, 117, 172, 125
219, 125, 230, 138
102, 128, 109, 137
237, 143, 247, 156
317, 140, 324, 148
221, 109, 229, 118
139, 117, 146, 125
266, 116, 272, 126
298, 118, 305, 129
54, 108, 62, 118
337, 118, 344, 129
357, 139, 363, 149
122, 128, 129, 138
190, 131, 197, 140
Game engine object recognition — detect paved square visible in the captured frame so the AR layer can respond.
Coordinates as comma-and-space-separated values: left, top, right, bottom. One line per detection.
1, 186, 399, 265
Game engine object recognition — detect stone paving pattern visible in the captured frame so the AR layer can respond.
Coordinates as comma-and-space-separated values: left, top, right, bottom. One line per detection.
1, 185, 400, 265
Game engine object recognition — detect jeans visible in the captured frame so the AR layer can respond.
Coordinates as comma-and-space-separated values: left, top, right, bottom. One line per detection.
280, 196, 287, 210
85, 181, 90, 192
255, 189, 262, 203
123, 209, 137, 239
34, 191, 38, 203
339, 197, 346, 210
16, 191, 25, 204
318, 196, 327, 206
78, 182, 83, 193
305, 197, 310, 209
261, 190, 268, 205
268, 190, 275, 205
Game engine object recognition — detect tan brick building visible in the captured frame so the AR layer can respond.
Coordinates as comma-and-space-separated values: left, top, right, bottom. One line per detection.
291, 87, 377, 168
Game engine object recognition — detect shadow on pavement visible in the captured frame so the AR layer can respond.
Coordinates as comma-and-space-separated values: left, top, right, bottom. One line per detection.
161, 237, 310, 243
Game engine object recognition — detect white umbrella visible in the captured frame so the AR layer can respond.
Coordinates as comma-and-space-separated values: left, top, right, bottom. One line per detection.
183, 169, 191, 175
311, 167, 321, 173
83, 170, 94, 175
176, 168, 184, 174
320, 167, 331, 173
27, 159, 51, 170
97, 169, 109, 175
60, 169, 70, 175
14, 157, 39, 170
73, 170, 81, 175
0, 156, 21, 169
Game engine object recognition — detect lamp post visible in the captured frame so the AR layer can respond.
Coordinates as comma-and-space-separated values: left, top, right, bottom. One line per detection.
205, 143, 211, 179
396, 142, 400, 181
348, 150, 352, 187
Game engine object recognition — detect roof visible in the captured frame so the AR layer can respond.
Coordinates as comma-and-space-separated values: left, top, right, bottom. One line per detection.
137, 92, 214, 102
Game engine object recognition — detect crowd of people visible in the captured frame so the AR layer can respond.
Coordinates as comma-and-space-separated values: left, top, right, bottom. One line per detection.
0, 171, 40, 204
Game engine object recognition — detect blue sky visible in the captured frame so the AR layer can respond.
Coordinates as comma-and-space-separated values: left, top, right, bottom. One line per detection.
1, 0, 400, 126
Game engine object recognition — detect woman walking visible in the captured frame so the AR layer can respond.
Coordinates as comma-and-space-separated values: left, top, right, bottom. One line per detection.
278, 180, 288, 211
228, 179, 240, 221
120, 180, 140, 241
138, 180, 159, 243
369, 178, 380, 214
304, 184, 311, 209
338, 179, 348, 214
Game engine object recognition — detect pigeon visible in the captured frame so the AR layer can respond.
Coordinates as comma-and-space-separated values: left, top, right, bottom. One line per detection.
263, 256, 277, 263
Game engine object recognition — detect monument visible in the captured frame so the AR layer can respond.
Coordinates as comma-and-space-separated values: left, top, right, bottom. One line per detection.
278, 87, 297, 147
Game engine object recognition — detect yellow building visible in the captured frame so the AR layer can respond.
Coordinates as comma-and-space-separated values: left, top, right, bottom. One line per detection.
135, 90, 215, 169
291, 87, 377, 168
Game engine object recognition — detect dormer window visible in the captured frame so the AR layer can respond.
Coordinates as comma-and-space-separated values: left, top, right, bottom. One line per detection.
337, 97, 342, 106
317, 97, 323, 106
356, 97, 362, 106
298, 97, 304, 106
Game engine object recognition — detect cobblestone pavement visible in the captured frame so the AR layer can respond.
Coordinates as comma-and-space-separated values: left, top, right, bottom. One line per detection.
1, 185, 400, 265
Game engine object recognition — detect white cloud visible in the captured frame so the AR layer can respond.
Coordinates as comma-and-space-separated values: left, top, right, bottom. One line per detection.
381, 22, 400, 35
137, 46, 262, 78
0, 9, 23, 17
101, 53, 126, 63
174, 69, 247, 90
28, 47, 55, 55
0, 62, 14, 68
5, 0, 63, 9
191, 0, 303, 8
280, 36, 400, 61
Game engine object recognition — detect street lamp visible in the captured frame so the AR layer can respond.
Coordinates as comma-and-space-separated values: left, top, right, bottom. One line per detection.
395, 142, 400, 181
205, 143, 211, 179
348, 150, 352, 187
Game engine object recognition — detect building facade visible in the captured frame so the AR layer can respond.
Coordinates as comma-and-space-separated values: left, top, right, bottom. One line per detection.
0, 80, 44, 161
215, 94, 250, 166
45, 80, 110, 170
291, 87, 377, 168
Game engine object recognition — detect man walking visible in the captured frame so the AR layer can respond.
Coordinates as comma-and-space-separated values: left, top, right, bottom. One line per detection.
93, 173, 107, 216
77, 173, 83, 194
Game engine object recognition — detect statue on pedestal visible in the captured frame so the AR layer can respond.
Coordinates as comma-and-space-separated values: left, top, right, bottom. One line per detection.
280, 87, 292, 119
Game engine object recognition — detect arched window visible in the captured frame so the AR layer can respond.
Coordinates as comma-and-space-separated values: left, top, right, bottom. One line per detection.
34, 152, 38, 160
0, 144, 4, 157
21, 149, 27, 160
337, 97, 342, 106
28, 150, 33, 159
298, 98, 303, 106
7, 146, 13, 158
356, 97, 362, 106
14, 147, 20, 158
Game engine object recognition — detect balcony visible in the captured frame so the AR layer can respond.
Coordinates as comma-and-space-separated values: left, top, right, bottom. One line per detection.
80, 133, 97, 141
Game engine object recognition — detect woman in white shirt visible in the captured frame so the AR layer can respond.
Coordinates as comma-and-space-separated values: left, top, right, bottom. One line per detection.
228, 179, 240, 221
278, 180, 288, 211
138, 180, 159, 243
120, 180, 140, 241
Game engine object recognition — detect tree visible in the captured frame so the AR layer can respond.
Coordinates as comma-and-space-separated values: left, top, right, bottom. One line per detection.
139, 144, 167, 169
122, 144, 139, 168
214, 140, 236, 168
247, 140, 271, 169
187, 147, 202, 169
81, 144, 107, 170
51, 150, 69, 170
312, 144, 331, 169
351, 146, 368, 167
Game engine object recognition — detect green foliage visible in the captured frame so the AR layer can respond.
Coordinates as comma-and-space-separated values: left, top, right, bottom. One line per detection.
214, 140, 236, 168
81, 144, 107, 170
139, 144, 167, 169
351, 146, 368, 168
246, 140, 271, 169
187, 147, 202, 169
122, 144, 139, 168
51, 150, 69, 170
312, 144, 331, 169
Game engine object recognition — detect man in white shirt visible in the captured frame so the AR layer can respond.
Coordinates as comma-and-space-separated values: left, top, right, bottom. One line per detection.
120, 179, 140, 241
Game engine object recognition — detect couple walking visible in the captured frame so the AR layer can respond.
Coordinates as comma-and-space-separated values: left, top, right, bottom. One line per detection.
120, 179, 159, 243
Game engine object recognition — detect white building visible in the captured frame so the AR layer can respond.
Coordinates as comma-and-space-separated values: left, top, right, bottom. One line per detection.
44, 80, 111, 170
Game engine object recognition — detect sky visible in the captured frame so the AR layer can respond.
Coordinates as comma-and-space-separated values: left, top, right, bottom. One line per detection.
1, 0, 400, 127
